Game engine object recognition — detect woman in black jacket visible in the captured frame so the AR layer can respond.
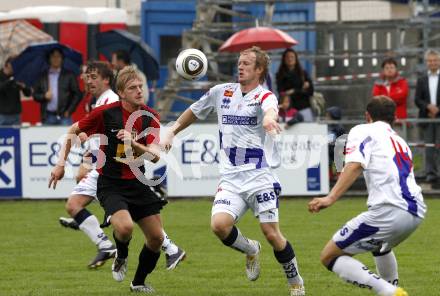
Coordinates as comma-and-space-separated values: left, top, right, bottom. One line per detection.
276, 48, 314, 121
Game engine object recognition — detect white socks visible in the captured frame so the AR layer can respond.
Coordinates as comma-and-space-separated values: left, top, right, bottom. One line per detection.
161, 230, 179, 255
332, 255, 397, 296
78, 215, 113, 249
231, 228, 259, 255
282, 257, 304, 286
374, 251, 399, 286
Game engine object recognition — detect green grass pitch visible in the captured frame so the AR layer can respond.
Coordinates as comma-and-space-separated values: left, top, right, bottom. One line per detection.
0, 197, 437, 296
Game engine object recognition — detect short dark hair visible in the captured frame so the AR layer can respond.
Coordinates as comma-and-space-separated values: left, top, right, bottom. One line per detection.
47, 48, 64, 61
113, 50, 131, 65
381, 57, 397, 69
86, 61, 114, 86
367, 96, 396, 125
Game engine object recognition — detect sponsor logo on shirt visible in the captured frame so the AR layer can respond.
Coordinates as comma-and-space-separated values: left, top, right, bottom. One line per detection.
256, 191, 276, 203
221, 97, 231, 109
115, 129, 141, 160
214, 199, 231, 206
223, 90, 234, 97
222, 115, 257, 125
131, 128, 139, 141
247, 102, 260, 107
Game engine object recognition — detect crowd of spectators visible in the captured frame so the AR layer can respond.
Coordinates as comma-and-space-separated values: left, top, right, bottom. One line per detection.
0, 48, 151, 127
271, 47, 440, 184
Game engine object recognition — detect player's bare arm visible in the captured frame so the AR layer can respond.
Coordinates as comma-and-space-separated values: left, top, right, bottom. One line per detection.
263, 108, 282, 135
308, 162, 363, 213
161, 108, 198, 152
49, 122, 82, 189
75, 134, 93, 181
75, 162, 92, 183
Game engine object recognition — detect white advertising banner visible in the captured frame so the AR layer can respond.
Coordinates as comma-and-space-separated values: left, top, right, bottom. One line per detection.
165, 124, 221, 197
19, 123, 329, 199
21, 127, 83, 199
164, 123, 329, 197
275, 123, 329, 195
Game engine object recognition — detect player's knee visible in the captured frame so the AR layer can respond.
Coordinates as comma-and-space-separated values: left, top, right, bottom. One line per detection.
263, 230, 280, 244
114, 222, 134, 238
320, 250, 335, 268
210, 219, 230, 238
261, 226, 284, 246
148, 232, 164, 251
65, 198, 81, 217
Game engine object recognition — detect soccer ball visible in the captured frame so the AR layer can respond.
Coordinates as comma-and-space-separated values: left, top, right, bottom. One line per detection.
175, 48, 208, 80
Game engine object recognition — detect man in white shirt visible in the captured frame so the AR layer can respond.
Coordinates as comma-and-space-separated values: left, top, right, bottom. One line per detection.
309, 96, 427, 296
58, 61, 119, 268
415, 49, 440, 184
57, 61, 185, 271
161, 46, 305, 296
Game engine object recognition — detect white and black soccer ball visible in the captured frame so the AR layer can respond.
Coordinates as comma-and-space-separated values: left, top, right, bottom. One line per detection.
175, 48, 208, 80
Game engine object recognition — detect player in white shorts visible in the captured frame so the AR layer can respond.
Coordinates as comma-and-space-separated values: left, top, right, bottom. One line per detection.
58, 62, 185, 270
162, 46, 305, 296
308, 96, 427, 296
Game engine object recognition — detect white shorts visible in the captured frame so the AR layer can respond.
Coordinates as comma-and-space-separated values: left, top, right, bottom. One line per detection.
332, 205, 423, 255
212, 168, 281, 223
70, 169, 98, 199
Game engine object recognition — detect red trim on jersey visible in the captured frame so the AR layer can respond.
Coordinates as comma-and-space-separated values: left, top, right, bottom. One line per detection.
260, 92, 273, 104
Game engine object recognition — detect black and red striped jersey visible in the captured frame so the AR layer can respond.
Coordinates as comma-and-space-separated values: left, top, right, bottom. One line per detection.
78, 101, 160, 179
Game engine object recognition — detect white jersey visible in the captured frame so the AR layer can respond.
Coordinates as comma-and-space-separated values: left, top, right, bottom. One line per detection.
345, 121, 427, 218
190, 83, 279, 174
94, 88, 119, 108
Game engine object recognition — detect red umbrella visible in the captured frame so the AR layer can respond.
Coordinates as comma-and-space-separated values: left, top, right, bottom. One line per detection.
219, 26, 298, 52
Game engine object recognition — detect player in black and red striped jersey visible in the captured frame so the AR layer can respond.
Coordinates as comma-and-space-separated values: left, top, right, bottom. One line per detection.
49, 66, 167, 293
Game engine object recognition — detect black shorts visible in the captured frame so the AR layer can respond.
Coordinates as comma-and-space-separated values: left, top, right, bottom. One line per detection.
97, 175, 167, 222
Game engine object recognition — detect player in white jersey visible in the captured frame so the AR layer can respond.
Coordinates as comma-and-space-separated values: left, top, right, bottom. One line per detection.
308, 96, 427, 296
57, 61, 185, 270
162, 47, 305, 296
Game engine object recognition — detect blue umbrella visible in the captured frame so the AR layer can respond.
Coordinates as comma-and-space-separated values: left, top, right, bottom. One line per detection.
11, 42, 82, 87
96, 29, 159, 80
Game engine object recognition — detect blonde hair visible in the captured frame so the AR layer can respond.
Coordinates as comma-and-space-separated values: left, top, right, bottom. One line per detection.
240, 46, 270, 83
116, 65, 144, 94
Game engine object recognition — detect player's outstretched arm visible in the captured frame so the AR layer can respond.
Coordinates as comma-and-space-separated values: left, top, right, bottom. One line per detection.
308, 162, 363, 213
49, 122, 82, 189
161, 108, 198, 152
263, 108, 282, 135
